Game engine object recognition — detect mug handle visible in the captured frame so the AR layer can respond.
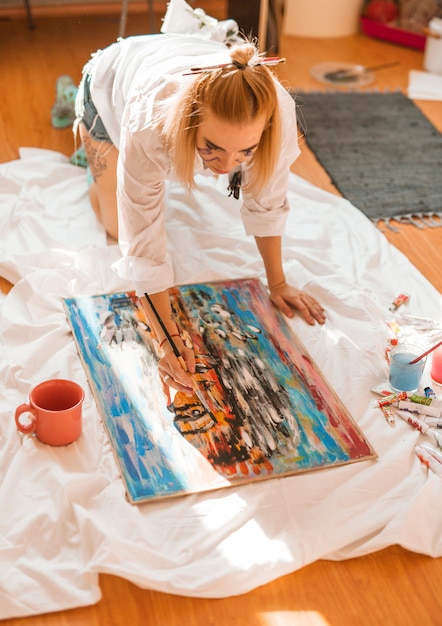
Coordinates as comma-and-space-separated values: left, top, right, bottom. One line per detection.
15, 404, 37, 434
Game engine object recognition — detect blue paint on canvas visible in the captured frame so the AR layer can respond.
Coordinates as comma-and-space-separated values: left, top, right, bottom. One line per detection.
64, 279, 375, 503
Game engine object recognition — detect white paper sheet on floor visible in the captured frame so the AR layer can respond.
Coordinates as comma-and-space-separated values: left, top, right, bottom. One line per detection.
0, 148, 441, 619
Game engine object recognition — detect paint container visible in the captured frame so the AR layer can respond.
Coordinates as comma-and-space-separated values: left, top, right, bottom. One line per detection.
430, 344, 442, 385
389, 344, 426, 394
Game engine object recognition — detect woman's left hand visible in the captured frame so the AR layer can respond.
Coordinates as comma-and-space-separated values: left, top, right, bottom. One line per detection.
269, 281, 326, 325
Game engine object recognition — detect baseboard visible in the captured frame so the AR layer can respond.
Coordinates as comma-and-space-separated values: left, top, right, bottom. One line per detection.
0, 1, 226, 21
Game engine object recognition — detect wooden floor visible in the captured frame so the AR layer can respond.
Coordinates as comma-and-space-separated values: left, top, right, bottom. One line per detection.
0, 6, 441, 626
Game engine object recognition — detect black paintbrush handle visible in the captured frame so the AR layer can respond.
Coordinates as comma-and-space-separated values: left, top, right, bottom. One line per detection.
326, 61, 399, 80
144, 292, 181, 359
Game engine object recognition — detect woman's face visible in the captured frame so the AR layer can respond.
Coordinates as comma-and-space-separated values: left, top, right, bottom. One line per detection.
195, 108, 266, 175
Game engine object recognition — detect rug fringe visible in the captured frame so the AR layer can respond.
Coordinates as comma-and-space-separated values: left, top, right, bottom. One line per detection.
374, 212, 442, 232
295, 91, 442, 234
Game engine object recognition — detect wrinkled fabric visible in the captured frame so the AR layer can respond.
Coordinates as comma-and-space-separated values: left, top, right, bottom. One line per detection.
0, 149, 441, 619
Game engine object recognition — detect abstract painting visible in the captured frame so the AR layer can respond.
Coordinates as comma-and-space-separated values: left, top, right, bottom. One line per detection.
63, 278, 376, 504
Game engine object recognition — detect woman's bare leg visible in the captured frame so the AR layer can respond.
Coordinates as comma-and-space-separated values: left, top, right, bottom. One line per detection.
79, 122, 119, 240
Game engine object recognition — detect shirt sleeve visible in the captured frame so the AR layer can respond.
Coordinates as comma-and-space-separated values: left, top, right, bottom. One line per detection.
240, 85, 300, 237
112, 121, 175, 297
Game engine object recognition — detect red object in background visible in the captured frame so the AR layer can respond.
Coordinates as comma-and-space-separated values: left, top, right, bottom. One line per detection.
365, 0, 399, 23
360, 17, 426, 51
430, 345, 442, 385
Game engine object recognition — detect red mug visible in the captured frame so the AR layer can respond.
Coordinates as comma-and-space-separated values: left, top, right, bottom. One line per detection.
15, 379, 84, 446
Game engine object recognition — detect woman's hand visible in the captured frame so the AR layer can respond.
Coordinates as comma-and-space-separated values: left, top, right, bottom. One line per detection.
254, 236, 326, 325
157, 340, 195, 395
141, 290, 196, 395
269, 281, 326, 325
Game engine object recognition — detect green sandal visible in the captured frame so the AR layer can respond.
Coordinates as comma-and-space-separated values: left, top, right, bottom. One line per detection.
51, 75, 78, 129
69, 145, 88, 168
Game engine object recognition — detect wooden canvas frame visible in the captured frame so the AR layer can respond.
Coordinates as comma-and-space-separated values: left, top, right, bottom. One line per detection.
63, 278, 376, 504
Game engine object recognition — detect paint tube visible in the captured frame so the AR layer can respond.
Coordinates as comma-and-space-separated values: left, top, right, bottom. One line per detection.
424, 417, 442, 429
371, 384, 442, 417
396, 399, 442, 418
378, 390, 408, 407
420, 441, 442, 464
380, 404, 395, 426
397, 412, 442, 449
409, 394, 442, 409
371, 383, 395, 397
389, 293, 409, 312
400, 395, 442, 418
415, 446, 442, 477
397, 410, 431, 434
424, 386, 436, 398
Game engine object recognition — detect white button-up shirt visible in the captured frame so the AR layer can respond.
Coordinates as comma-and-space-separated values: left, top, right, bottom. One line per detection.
83, 34, 300, 295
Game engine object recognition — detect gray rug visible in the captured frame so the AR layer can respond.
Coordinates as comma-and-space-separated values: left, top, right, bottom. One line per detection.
295, 91, 442, 230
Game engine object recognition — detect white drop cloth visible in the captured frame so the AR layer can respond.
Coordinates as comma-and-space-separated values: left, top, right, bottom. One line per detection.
0, 148, 441, 619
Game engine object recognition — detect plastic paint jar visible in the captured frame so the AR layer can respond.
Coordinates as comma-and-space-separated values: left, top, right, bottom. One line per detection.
424, 18, 442, 75
430, 344, 442, 386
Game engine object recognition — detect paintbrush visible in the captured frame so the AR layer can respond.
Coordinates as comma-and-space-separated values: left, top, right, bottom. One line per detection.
144, 292, 213, 413
408, 340, 442, 365
144, 292, 187, 370
324, 61, 400, 82
422, 26, 442, 40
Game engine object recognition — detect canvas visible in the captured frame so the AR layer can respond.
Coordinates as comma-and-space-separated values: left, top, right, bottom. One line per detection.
63, 278, 376, 504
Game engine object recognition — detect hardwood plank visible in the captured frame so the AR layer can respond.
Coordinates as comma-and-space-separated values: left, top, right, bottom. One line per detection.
0, 1, 227, 21
1, 11, 441, 626
2, 545, 441, 626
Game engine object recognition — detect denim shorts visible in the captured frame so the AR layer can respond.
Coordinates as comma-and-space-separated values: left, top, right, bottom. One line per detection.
79, 74, 112, 143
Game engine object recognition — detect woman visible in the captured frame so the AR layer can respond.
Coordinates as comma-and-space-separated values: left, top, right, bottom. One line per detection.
75, 31, 326, 394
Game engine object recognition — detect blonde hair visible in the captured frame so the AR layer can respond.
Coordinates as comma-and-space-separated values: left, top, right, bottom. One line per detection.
161, 42, 282, 195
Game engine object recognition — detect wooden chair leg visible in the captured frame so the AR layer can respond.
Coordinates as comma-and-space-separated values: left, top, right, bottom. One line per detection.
147, 0, 156, 33
119, 0, 157, 38
119, 0, 130, 38
23, 0, 35, 30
